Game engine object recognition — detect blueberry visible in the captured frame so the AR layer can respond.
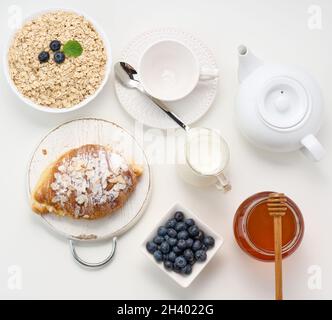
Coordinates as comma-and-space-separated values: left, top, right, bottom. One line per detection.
185, 218, 195, 227
160, 241, 170, 254
158, 226, 168, 237
153, 250, 163, 262
186, 238, 194, 248
153, 235, 164, 245
175, 222, 187, 232
188, 225, 199, 237
163, 254, 169, 262
50, 40, 61, 52
195, 230, 205, 241
174, 211, 184, 222
189, 259, 196, 266
181, 264, 192, 275
172, 246, 182, 255
203, 236, 215, 248
38, 51, 50, 63
167, 228, 177, 238
177, 230, 189, 240
168, 251, 176, 262
195, 250, 207, 262
164, 261, 173, 271
146, 241, 158, 254
201, 244, 208, 252
167, 237, 177, 247
164, 235, 170, 241
54, 51, 65, 64
173, 264, 182, 273
177, 239, 187, 251
174, 256, 187, 269
183, 249, 195, 262
165, 218, 177, 229
192, 240, 202, 251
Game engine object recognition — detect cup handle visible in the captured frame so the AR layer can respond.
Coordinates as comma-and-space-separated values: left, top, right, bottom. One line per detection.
215, 173, 232, 192
199, 67, 219, 81
300, 134, 326, 161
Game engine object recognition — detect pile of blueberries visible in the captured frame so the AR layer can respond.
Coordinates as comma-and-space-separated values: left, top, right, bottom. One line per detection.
146, 211, 215, 275
38, 40, 65, 64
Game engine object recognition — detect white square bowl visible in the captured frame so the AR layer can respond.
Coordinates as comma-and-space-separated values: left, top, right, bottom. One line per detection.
141, 202, 224, 288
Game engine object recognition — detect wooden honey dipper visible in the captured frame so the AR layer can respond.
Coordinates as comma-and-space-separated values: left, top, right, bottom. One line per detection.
267, 192, 287, 300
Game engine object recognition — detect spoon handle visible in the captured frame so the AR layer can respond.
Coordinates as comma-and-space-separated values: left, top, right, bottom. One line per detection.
150, 96, 190, 131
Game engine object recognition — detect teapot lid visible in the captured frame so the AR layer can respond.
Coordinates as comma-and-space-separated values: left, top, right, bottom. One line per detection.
258, 77, 310, 129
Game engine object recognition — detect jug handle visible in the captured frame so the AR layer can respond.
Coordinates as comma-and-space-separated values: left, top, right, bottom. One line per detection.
215, 173, 232, 192
300, 134, 326, 161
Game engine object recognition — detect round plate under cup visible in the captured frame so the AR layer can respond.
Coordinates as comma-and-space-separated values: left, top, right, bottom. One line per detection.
115, 28, 219, 129
258, 77, 311, 129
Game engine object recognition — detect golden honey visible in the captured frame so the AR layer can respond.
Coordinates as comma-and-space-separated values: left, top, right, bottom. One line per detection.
233, 192, 304, 261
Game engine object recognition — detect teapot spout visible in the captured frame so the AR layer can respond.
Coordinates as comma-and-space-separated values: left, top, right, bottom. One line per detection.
238, 45, 263, 83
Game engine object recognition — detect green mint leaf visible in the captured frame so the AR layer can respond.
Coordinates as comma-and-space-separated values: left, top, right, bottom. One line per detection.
63, 40, 83, 57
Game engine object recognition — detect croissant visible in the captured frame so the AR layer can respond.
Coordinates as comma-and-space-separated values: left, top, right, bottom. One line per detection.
31, 144, 143, 220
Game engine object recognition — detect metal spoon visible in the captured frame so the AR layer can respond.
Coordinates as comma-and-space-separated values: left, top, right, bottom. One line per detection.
114, 62, 189, 131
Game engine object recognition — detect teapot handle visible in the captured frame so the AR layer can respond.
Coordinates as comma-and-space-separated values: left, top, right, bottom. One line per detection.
301, 134, 326, 161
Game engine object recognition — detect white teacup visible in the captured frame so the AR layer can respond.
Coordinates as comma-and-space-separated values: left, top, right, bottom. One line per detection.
139, 40, 219, 101
177, 128, 231, 192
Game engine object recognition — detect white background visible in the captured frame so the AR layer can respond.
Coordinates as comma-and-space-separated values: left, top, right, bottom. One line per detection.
0, 0, 331, 300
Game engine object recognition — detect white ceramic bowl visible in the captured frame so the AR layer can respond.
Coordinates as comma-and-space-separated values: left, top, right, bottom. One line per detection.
141, 202, 223, 288
3, 8, 112, 113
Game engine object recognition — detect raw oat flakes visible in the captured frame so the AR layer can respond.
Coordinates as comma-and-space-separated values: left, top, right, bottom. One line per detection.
8, 11, 107, 109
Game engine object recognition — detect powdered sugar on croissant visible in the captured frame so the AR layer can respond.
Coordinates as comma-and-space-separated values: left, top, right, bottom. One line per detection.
32, 144, 143, 219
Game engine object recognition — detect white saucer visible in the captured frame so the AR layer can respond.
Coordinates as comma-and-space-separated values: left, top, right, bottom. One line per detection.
115, 28, 219, 129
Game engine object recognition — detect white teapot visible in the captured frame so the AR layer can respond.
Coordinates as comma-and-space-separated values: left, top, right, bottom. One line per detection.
236, 45, 325, 161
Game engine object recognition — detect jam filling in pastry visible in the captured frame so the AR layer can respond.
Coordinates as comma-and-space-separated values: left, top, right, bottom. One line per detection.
31, 144, 143, 220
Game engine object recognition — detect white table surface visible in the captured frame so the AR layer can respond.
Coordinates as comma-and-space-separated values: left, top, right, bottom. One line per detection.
0, 0, 331, 300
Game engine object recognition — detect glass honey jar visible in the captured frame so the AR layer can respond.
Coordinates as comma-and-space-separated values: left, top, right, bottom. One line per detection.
233, 191, 304, 261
